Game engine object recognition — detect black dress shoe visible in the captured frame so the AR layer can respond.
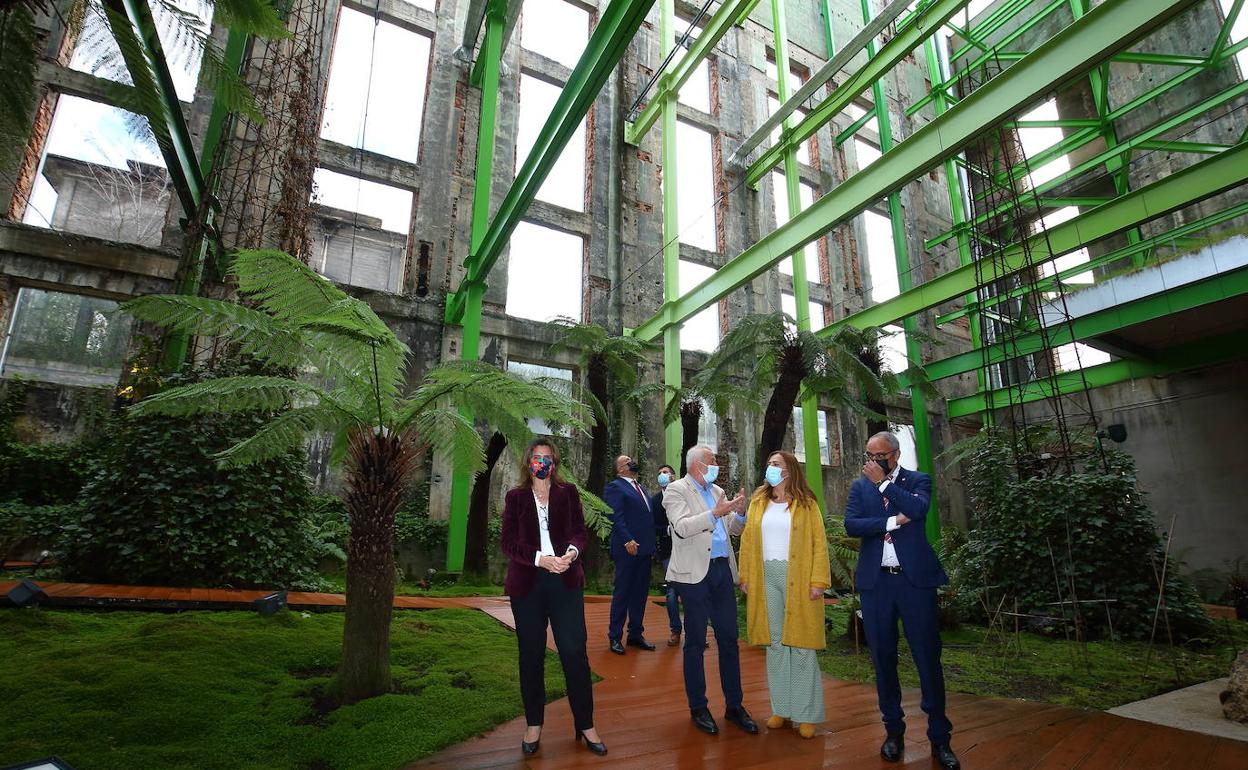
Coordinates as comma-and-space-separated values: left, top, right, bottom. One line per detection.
724, 706, 759, 734
575, 729, 608, 756
520, 739, 539, 755
880, 733, 904, 762
626, 636, 656, 651
609, 639, 625, 655
932, 743, 960, 770
691, 707, 719, 735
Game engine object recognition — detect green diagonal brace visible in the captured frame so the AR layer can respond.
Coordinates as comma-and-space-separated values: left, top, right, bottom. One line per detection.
947, 330, 1248, 418
632, 0, 1203, 342
744, 0, 971, 188
445, 0, 655, 326
916, 264, 1248, 387
624, 0, 759, 145
819, 141, 1248, 335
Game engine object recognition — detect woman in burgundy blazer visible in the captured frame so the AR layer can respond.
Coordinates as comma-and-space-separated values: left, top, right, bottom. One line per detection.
501, 438, 605, 757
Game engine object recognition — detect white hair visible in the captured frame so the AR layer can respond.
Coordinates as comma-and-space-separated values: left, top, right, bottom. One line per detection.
869, 431, 900, 452
685, 444, 714, 471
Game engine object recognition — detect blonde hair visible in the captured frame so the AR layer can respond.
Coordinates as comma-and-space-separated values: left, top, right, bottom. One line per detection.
752, 450, 817, 509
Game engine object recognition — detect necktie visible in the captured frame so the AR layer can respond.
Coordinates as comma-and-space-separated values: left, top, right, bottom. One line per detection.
883, 493, 893, 544
631, 480, 648, 507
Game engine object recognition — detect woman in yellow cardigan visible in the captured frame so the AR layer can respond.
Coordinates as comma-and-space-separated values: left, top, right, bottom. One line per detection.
739, 450, 831, 738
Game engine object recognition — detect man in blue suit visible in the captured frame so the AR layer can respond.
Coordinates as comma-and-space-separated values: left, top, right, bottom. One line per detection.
604, 454, 657, 654
845, 432, 960, 770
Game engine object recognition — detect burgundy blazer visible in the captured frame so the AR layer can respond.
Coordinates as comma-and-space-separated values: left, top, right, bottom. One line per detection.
500, 482, 589, 598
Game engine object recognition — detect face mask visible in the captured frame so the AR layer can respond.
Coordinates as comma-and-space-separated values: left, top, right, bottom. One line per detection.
627, 460, 639, 474
657, 472, 671, 487
703, 464, 719, 484
876, 458, 891, 474
765, 466, 784, 487
530, 456, 553, 480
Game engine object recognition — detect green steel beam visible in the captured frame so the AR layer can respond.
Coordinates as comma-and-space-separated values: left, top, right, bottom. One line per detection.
1137, 139, 1232, 155
104, 0, 205, 217
744, 0, 972, 188
1212, 0, 1245, 62
949, 0, 1034, 61
916, 264, 1248, 387
634, 0, 1203, 343
624, 0, 759, 145
823, 141, 1248, 335
995, 51, 1207, 66
198, 29, 248, 175
946, 330, 1248, 418
445, 0, 505, 574
937, 199, 1248, 325
445, 0, 656, 325
660, 0, 682, 468
834, 107, 878, 147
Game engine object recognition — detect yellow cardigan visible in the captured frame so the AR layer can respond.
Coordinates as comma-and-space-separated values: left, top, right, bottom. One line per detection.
738, 493, 830, 650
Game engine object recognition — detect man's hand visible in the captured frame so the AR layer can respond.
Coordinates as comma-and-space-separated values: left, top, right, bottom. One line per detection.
714, 490, 745, 517
625, 540, 639, 556
895, 513, 910, 527
809, 586, 823, 601
539, 555, 568, 573
862, 461, 886, 484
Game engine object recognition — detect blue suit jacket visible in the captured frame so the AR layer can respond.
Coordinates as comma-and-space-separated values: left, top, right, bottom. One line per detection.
844, 468, 948, 590
604, 476, 657, 560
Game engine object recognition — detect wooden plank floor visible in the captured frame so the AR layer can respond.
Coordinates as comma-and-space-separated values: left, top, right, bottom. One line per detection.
408, 599, 1248, 770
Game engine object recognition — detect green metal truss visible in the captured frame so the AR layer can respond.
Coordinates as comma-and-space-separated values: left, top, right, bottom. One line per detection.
632, 0, 1203, 344
821, 141, 1248, 336
946, 330, 1248, 418
444, 0, 657, 326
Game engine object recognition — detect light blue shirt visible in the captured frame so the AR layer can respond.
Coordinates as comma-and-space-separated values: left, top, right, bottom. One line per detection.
691, 475, 744, 559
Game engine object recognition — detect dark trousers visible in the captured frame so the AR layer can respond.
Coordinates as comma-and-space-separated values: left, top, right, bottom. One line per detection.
510, 570, 594, 731
662, 558, 682, 633
859, 570, 952, 743
672, 557, 742, 712
608, 552, 651, 641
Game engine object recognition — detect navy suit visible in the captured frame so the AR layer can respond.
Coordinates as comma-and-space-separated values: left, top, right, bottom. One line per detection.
845, 467, 952, 744
604, 476, 656, 642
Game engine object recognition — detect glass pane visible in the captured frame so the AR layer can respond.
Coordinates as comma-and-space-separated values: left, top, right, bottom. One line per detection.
518, 74, 587, 211
1, 288, 132, 387
310, 168, 412, 292
676, 121, 716, 251
507, 359, 574, 435
521, 0, 590, 69
22, 96, 171, 249
321, 8, 432, 163
69, 0, 211, 102
679, 260, 718, 351
506, 222, 584, 322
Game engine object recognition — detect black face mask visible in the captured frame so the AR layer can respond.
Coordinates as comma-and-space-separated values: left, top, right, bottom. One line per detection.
626, 460, 639, 474
876, 458, 891, 474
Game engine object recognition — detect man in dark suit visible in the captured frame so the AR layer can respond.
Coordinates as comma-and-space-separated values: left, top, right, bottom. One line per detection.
604, 454, 658, 654
845, 431, 960, 770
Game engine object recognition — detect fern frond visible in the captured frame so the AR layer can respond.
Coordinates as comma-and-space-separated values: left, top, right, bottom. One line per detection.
410, 406, 486, 478
209, 0, 290, 38
128, 375, 330, 418
231, 249, 350, 321
120, 294, 305, 369
216, 403, 353, 467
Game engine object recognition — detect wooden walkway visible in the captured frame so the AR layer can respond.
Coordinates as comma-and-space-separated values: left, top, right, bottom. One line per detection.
409, 598, 1248, 770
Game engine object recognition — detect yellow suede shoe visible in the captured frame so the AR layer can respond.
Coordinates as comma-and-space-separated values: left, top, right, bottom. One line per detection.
798, 723, 817, 739
765, 715, 787, 730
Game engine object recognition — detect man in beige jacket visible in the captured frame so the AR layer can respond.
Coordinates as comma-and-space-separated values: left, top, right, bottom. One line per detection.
664, 444, 758, 736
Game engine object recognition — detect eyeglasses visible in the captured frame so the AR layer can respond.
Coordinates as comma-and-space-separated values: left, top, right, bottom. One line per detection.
864, 451, 896, 462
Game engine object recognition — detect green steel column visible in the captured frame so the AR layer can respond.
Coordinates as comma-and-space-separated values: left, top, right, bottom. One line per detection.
446, 4, 504, 572
864, 0, 938, 542
772, 0, 824, 505
661, 0, 683, 467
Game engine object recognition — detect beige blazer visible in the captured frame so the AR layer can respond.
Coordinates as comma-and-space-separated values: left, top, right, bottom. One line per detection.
663, 475, 744, 585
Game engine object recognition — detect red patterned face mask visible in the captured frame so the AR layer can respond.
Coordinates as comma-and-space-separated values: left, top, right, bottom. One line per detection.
529, 455, 553, 479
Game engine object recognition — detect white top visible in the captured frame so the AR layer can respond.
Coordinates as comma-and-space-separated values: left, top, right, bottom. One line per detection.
761, 500, 792, 562
534, 492, 556, 564
879, 466, 902, 567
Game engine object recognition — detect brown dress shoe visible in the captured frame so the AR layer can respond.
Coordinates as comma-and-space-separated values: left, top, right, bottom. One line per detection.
667, 630, 681, 646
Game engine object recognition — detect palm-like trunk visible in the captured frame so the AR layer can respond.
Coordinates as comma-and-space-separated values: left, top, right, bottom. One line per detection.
463, 431, 507, 577
757, 343, 807, 473
338, 428, 417, 704
678, 400, 701, 476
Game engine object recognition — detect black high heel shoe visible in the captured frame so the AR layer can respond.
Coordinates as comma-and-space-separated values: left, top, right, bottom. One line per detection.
575, 729, 608, 756
521, 728, 541, 755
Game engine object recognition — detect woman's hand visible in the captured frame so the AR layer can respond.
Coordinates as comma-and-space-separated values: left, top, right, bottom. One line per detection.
539, 555, 568, 573
809, 586, 823, 601
739, 582, 747, 595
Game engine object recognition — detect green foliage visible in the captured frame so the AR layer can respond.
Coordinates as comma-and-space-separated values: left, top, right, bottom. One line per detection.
0, 501, 82, 561
0, 608, 566, 770
0, 381, 101, 506
0, 5, 38, 175
65, 365, 324, 589
947, 428, 1212, 642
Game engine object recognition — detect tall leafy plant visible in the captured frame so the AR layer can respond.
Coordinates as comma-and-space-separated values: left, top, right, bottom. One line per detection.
122, 249, 592, 704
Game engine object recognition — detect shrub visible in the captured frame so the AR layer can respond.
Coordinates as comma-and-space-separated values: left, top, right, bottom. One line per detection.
0, 501, 81, 560
64, 367, 324, 590
0, 381, 98, 506
950, 428, 1211, 642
